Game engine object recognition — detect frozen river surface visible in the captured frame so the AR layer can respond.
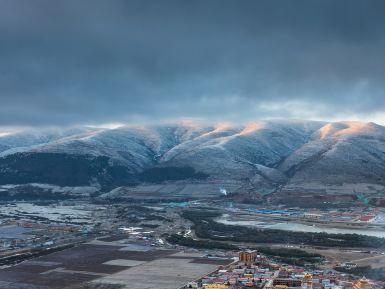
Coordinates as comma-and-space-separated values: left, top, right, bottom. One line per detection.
217, 216, 385, 238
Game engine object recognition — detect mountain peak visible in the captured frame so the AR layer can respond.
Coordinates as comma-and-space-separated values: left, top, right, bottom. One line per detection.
316, 121, 382, 139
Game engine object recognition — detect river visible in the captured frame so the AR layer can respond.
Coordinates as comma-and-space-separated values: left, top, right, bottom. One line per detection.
217, 216, 385, 238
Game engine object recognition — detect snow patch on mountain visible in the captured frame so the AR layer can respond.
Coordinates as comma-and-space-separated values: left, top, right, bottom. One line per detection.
1, 120, 385, 195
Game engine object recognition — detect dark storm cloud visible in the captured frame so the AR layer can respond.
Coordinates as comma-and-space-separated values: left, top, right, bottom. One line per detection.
1, 0, 385, 125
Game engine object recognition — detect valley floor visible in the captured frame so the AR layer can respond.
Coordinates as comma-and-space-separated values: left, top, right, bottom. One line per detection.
0, 198, 385, 287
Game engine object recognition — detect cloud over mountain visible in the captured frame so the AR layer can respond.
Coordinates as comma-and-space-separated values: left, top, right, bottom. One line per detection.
1, 0, 385, 125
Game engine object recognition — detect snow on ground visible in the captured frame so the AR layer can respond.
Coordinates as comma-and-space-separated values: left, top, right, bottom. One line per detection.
0, 203, 106, 223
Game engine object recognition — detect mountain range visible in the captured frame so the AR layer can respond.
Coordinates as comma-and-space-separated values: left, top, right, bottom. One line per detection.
1, 120, 385, 200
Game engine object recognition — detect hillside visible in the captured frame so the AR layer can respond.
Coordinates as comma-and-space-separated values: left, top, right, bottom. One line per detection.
1, 120, 385, 200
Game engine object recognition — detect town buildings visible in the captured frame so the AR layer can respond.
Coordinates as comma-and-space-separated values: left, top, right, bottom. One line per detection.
183, 250, 380, 289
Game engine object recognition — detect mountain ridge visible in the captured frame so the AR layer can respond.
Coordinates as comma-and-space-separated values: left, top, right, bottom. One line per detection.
1, 120, 385, 198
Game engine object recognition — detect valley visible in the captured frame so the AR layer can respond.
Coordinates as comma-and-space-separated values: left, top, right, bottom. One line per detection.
1, 198, 384, 266
2, 0, 384, 287
1, 120, 385, 288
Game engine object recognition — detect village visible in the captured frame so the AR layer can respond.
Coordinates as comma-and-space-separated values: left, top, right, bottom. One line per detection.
183, 250, 382, 289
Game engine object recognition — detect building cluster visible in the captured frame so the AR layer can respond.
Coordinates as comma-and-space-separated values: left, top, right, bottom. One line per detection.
183, 251, 382, 289
243, 207, 385, 225
246, 207, 385, 224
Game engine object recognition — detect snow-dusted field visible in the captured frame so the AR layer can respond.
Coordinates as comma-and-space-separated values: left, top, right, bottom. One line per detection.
0, 203, 106, 224
0, 225, 33, 239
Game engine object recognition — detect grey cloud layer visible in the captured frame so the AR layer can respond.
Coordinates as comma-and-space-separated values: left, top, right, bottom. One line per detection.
1, 0, 385, 125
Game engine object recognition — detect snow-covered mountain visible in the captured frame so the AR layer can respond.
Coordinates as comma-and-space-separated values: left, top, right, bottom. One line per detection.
1, 120, 385, 196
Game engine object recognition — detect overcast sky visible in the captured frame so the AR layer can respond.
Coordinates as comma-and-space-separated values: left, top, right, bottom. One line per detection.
1, 0, 385, 126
